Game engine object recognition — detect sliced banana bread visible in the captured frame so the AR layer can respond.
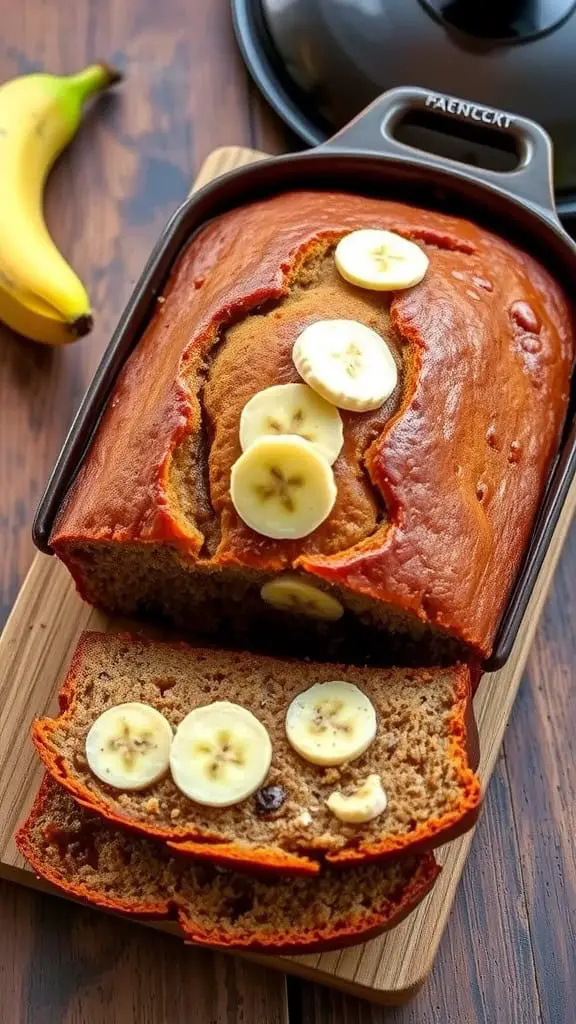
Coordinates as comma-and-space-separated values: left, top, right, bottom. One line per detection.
33, 632, 480, 874
16, 777, 440, 953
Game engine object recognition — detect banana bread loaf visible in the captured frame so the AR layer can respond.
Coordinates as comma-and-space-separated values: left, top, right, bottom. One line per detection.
17, 777, 440, 953
50, 190, 574, 660
33, 632, 480, 873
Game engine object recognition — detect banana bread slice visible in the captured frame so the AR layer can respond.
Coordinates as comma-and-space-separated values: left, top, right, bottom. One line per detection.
33, 632, 480, 874
16, 777, 440, 954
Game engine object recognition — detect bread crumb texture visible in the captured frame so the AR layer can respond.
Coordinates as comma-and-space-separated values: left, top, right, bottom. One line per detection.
33, 633, 481, 872
16, 776, 440, 953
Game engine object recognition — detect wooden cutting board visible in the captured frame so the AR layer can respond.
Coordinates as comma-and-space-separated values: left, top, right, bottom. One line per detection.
0, 146, 574, 1007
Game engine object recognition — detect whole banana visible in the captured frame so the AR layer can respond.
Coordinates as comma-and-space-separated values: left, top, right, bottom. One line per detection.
0, 63, 121, 345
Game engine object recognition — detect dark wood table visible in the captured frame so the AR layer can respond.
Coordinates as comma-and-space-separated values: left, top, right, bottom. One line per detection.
0, 2, 574, 1021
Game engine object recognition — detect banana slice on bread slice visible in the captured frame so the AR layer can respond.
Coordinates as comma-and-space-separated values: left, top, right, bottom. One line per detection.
170, 702, 272, 807
286, 681, 377, 766
240, 383, 344, 465
230, 434, 337, 539
85, 702, 173, 791
327, 774, 387, 824
293, 319, 398, 412
335, 228, 429, 291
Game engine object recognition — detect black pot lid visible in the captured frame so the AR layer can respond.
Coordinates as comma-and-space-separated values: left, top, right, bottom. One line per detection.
232, 0, 576, 220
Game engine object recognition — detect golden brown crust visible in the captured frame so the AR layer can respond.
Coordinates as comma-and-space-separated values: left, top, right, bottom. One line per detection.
51, 191, 574, 658
16, 776, 441, 954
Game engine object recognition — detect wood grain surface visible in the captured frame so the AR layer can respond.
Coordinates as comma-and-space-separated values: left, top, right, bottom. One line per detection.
0, 1, 574, 1022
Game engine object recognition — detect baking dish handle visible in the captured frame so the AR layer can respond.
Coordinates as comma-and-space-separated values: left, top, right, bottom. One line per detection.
322, 86, 558, 223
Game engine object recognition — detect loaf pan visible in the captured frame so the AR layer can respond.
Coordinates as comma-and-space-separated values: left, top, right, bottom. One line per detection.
33, 86, 576, 671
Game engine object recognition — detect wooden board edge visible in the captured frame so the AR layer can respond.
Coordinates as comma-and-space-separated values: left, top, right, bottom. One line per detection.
191, 145, 268, 192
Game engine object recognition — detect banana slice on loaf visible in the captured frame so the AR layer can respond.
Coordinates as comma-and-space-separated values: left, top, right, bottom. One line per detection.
293, 319, 398, 412
239, 382, 344, 464
230, 434, 337, 539
335, 228, 429, 291
261, 575, 344, 620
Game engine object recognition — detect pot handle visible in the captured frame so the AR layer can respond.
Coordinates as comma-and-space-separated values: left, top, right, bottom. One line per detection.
322, 86, 557, 221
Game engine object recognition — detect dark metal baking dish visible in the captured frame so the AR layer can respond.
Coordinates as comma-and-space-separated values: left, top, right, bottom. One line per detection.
33, 86, 576, 671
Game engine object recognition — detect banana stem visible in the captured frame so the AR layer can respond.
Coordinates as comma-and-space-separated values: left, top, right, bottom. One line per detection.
67, 63, 123, 104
